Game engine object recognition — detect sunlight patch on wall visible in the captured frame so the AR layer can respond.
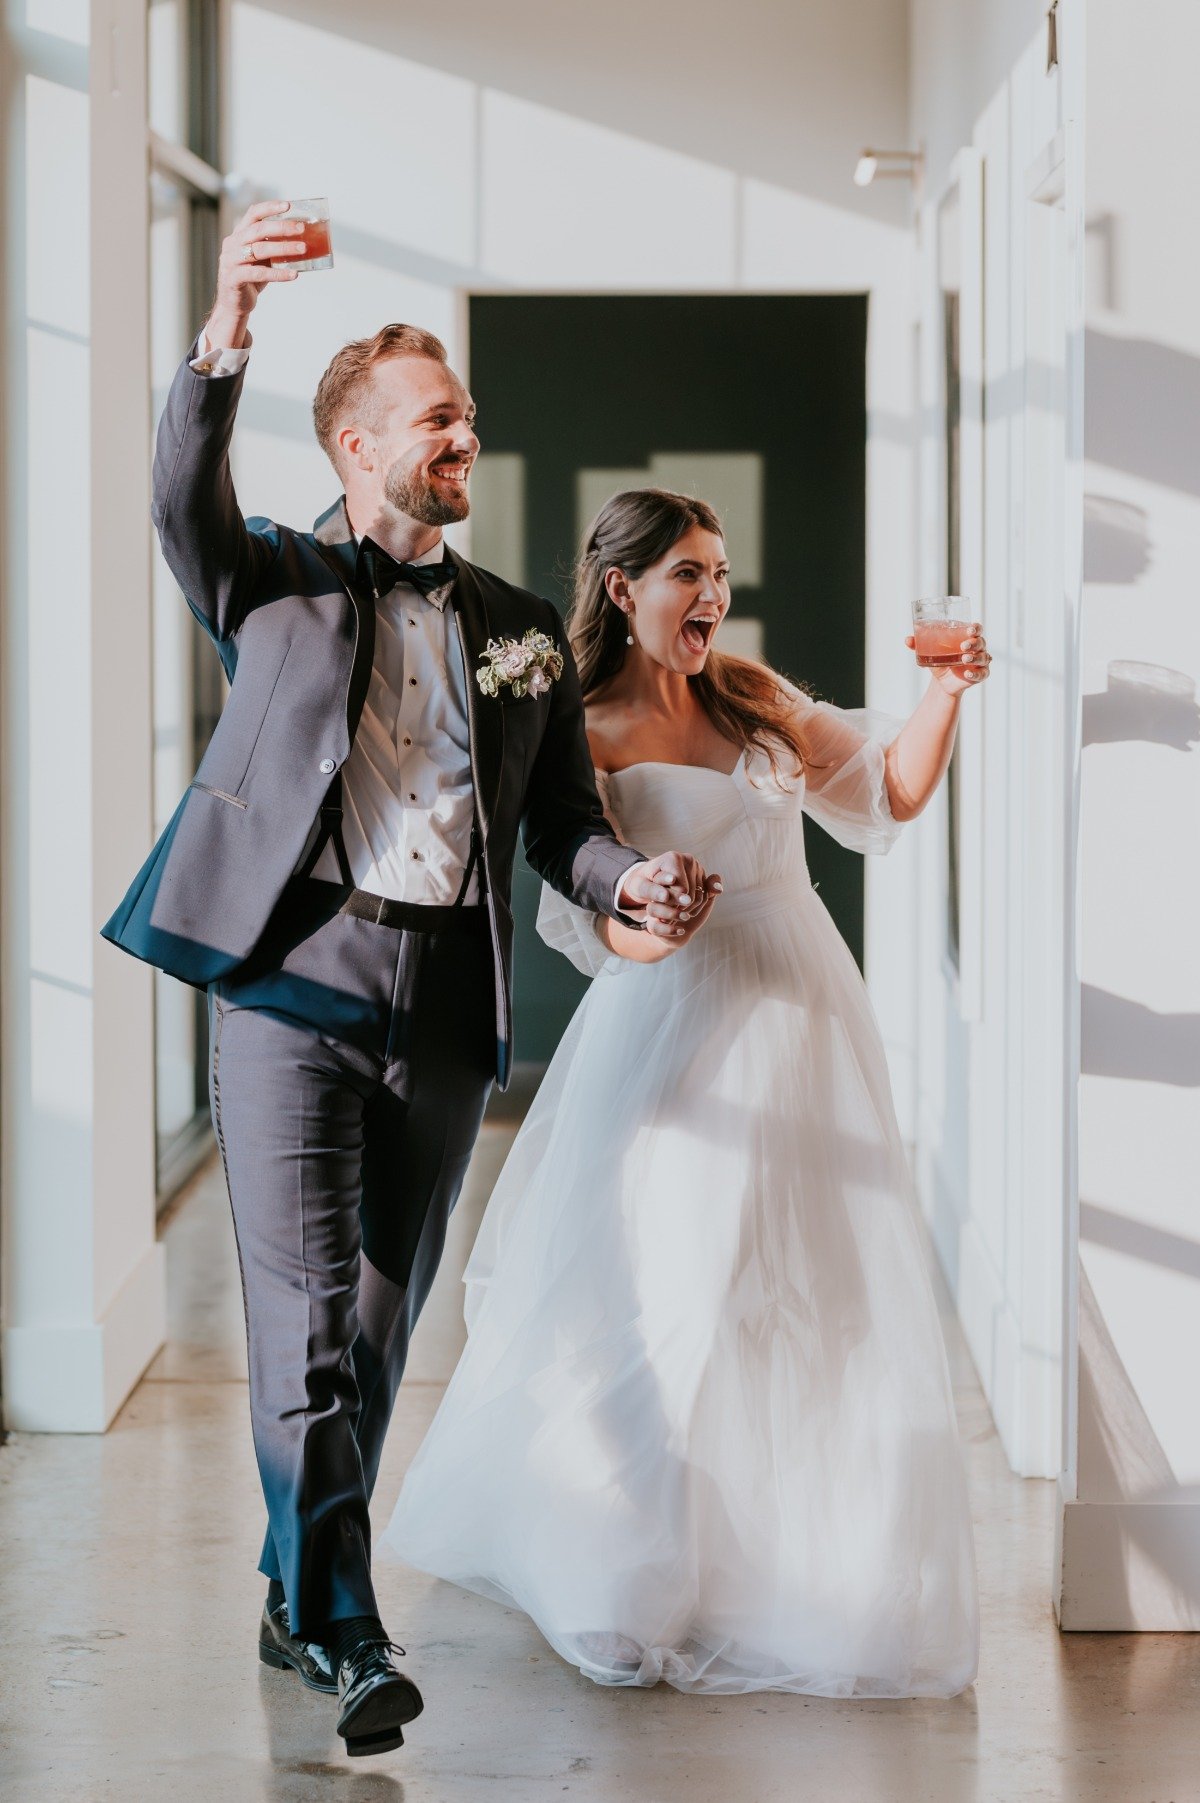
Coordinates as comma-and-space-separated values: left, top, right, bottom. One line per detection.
648, 452, 763, 586
718, 617, 766, 661
148, 0, 186, 143
27, 0, 88, 46
232, 5, 476, 267
576, 468, 652, 539
26, 76, 89, 336
577, 453, 763, 588
480, 88, 737, 287
741, 176, 909, 288
27, 328, 91, 986
241, 255, 458, 401
469, 453, 526, 587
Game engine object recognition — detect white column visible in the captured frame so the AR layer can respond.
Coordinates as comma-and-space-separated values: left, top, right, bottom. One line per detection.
1056, 0, 1200, 1628
1, 0, 163, 1433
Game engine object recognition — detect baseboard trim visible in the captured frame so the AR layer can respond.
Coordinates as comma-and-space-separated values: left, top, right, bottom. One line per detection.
2, 1239, 166, 1433
1057, 1488, 1200, 1629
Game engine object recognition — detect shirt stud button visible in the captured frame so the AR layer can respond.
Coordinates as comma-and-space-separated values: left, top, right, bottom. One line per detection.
403, 736, 412, 747
319, 758, 336, 774
408, 677, 417, 686
409, 792, 417, 801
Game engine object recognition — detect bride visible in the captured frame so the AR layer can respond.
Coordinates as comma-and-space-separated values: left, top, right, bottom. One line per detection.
384, 488, 985, 1698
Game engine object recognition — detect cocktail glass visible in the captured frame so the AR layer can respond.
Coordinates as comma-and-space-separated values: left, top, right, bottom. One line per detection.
912, 596, 974, 668
274, 197, 333, 272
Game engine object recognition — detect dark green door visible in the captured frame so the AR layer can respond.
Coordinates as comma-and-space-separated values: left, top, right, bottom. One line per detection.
468, 294, 868, 1064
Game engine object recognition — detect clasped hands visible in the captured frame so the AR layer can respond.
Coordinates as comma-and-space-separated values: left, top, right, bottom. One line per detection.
617, 854, 723, 944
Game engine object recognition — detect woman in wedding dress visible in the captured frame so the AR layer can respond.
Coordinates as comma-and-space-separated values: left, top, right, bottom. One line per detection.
385, 489, 986, 1698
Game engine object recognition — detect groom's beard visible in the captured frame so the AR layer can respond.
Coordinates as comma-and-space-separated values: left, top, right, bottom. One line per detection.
383, 448, 471, 527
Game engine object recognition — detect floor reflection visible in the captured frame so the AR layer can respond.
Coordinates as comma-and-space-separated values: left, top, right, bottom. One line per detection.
1, 1132, 1197, 1802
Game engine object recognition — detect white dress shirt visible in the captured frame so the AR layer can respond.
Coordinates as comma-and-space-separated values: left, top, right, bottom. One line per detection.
189, 337, 649, 916
311, 541, 481, 903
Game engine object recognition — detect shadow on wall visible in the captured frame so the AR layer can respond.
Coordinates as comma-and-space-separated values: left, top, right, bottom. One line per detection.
1086, 329, 1200, 500
1081, 1201, 1200, 1284
1083, 493, 1151, 584
1079, 661, 1200, 1086
1080, 988, 1200, 1087
1082, 661, 1200, 753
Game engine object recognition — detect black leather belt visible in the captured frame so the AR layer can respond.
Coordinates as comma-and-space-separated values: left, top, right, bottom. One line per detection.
298, 878, 487, 934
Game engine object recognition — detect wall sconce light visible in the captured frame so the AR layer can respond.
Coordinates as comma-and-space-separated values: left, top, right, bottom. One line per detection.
853, 148, 924, 189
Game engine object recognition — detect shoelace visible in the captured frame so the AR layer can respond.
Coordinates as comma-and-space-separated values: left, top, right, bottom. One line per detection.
340, 1634, 409, 1673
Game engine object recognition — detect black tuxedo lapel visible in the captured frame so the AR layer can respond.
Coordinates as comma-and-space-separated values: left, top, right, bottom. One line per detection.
312, 496, 375, 742
447, 549, 505, 834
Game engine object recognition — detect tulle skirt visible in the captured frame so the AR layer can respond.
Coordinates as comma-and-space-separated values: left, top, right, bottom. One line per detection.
384, 882, 979, 1697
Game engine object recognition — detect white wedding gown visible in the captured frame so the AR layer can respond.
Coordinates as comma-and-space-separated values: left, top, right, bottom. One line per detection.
384, 698, 979, 1699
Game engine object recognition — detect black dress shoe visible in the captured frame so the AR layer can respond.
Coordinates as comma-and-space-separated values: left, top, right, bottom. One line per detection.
336, 1635, 424, 1758
258, 1600, 337, 1694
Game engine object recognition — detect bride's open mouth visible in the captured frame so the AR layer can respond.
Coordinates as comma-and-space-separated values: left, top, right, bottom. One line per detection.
680, 613, 720, 655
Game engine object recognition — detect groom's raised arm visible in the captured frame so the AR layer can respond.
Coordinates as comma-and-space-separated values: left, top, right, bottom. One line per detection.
151, 344, 278, 645
152, 200, 308, 644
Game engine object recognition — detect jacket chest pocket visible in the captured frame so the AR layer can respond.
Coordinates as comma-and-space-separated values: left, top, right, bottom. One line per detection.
198, 638, 294, 797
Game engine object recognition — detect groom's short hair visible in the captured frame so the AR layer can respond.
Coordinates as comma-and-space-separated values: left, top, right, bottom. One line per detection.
313, 323, 449, 471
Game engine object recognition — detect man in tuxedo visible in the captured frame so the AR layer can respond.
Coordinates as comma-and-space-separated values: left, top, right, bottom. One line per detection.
103, 201, 707, 1758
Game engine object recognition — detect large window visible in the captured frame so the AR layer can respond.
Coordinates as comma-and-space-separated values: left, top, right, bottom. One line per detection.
148, 0, 226, 1200
939, 182, 963, 977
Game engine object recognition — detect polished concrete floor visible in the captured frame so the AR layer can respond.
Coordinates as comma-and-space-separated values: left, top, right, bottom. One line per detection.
2, 1129, 1198, 1803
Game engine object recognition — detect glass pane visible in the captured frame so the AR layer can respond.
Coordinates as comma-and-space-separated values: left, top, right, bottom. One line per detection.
148, 0, 187, 145
150, 173, 199, 1171
150, 170, 224, 1196
939, 185, 962, 975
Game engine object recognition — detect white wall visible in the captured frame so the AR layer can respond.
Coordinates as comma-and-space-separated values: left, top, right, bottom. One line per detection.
909, 0, 1048, 197
244, 0, 911, 227
909, 5, 1071, 1481
222, 0, 922, 1117
910, 0, 1200, 1626
1, 0, 163, 1431
1057, 0, 1200, 1630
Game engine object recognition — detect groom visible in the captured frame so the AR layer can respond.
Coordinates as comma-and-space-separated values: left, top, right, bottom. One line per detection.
103, 201, 706, 1757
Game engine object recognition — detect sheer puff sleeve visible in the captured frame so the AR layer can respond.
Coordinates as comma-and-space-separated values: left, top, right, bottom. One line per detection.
791, 689, 905, 856
536, 772, 623, 978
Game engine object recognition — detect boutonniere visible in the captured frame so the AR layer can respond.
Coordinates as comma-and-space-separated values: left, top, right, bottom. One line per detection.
476, 629, 564, 700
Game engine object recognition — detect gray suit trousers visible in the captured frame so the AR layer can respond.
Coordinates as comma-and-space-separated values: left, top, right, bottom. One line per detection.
209, 880, 495, 1637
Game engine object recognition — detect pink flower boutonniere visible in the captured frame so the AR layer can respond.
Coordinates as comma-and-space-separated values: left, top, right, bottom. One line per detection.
476, 630, 564, 700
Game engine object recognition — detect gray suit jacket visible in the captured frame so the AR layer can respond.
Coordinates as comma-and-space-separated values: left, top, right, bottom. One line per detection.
102, 347, 642, 1087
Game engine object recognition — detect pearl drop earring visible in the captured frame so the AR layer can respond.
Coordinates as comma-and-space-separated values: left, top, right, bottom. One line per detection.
624, 611, 635, 646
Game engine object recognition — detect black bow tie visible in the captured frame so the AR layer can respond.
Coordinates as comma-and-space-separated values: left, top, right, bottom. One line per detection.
362, 542, 457, 599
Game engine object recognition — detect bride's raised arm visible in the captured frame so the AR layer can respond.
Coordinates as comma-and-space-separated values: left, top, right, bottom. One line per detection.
787, 688, 905, 855
789, 617, 991, 849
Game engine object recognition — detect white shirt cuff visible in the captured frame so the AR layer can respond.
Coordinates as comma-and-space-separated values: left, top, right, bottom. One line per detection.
614, 861, 650, 921
189, 331, 252, 377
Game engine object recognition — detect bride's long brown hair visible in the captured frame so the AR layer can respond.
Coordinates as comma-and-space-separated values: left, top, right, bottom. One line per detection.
568, 488, 811, 777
